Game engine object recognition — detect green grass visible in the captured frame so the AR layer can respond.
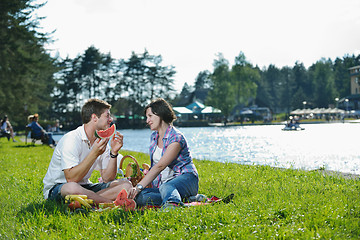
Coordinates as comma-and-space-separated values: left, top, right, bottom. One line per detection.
1, 138, 360, 239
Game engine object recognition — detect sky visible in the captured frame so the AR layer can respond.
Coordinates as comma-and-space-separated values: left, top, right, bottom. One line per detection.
34, 0, 360, 92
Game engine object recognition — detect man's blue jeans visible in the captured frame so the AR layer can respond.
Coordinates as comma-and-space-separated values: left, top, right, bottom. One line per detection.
135, 173, 198, 207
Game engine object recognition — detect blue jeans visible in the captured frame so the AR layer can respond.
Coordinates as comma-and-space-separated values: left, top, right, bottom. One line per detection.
48, 182, 111, 202
135, 173, 199, 207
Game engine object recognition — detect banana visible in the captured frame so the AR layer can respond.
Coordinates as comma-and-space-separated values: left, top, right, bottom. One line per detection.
85, 199, 94, 205
73, 196, 92, 208
65, 195, 88, 203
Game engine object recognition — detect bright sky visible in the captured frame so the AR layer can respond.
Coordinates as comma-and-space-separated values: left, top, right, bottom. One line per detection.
35, 0, 360, 92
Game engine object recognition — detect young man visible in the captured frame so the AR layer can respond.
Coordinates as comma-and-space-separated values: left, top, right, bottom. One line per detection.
43, 99, 132, 204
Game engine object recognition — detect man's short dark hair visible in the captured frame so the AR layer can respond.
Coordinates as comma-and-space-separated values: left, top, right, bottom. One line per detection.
81, 99, 112, 124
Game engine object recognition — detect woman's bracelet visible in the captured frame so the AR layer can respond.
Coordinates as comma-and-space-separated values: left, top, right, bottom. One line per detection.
110, 152, 118, 158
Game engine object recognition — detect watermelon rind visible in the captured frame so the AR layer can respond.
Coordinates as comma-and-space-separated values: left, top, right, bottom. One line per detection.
95, 124, 116, 139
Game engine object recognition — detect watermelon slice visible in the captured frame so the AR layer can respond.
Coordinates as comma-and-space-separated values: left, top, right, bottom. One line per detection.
114, 188, 136, 211
95, 124, 116, 139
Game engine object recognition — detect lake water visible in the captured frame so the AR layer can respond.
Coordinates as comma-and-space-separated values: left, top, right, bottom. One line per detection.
53, 123, 360, 175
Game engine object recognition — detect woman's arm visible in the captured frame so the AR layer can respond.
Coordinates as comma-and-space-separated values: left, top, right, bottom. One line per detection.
128, 142, 181, 199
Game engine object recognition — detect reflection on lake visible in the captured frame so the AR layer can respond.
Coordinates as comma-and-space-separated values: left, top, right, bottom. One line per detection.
55, 123, 360, 174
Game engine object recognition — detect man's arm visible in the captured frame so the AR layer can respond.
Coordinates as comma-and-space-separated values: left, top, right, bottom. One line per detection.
64, 138, 109, 182
99, 154, 118, 182
99, 132, 124, 182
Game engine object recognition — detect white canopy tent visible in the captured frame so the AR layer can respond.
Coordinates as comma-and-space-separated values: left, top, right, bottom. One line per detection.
290, 108, 345, 115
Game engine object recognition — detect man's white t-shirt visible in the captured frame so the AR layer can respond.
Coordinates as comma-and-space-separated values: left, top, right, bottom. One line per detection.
42, 125, 111, 199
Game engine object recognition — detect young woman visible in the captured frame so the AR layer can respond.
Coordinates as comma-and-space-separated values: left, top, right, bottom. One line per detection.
128, 98, 199, 209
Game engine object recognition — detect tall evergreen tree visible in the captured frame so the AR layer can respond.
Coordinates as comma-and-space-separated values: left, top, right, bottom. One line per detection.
0, 0, 56, 127
79, 46, 114, 100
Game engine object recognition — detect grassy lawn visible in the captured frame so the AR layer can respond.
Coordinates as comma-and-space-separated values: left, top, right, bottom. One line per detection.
1, 137, 360, 239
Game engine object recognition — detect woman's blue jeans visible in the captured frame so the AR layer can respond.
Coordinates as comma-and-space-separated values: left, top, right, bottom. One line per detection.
135, 173, 199, 207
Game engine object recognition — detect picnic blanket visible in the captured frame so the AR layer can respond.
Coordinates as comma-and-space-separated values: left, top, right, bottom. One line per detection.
65, 190, 235, 213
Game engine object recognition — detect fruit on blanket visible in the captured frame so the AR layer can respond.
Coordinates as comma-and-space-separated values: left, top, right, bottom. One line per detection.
73, 196, 92, 208
68, 201, 81, 210
95, 124, 116, 139
65, 194, 88, 203
85, 199, 94, 205
114, 189, 136, 211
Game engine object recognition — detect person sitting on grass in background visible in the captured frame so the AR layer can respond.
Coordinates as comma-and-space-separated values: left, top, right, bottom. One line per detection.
128, 98, 199, 209
42, 98, 132, 204
1, 115, 16, 142
27, 113, 56, 146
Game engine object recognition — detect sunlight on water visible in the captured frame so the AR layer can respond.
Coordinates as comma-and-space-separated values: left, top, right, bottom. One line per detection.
56, 123, 360, 174
180, 123, 360, 174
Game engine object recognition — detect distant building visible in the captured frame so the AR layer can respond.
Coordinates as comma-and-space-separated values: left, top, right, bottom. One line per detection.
175, 89, 209, 107
350, 65, 360, 95
231, 105, 272, 123
173, 101, 222, 126
337, 65, 360, 115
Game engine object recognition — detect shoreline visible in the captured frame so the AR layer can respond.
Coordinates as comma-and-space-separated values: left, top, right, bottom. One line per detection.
17, 137, 359, 181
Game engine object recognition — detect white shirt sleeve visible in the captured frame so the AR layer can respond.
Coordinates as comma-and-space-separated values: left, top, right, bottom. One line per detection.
60, 133, 83, 170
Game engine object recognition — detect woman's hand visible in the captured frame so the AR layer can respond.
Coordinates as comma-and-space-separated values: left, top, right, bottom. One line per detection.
128, 187, 140, 199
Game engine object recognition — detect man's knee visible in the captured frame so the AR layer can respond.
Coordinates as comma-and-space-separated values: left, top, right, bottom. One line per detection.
60, 182, 83, 196
110, 178, 132, 190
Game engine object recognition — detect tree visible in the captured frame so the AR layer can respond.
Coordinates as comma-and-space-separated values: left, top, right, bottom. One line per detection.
279, 66, 295, 114
262, 65, 282, 113
206, 53, 235, 118
52, 56, 82, 113
0, 0, 56, 127
254, 69, 272, 109
146, 54, 176, 101
230, 52, 259, 106
194, 70, 211, 90
79, 46, 114, 100
309, 59, 337, 108
333, 54, 360, 99
291, 62, 311, 108
115, 50, 176, 116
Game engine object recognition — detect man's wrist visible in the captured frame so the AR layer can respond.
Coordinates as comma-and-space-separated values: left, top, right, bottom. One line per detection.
110, 151, 118, 158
